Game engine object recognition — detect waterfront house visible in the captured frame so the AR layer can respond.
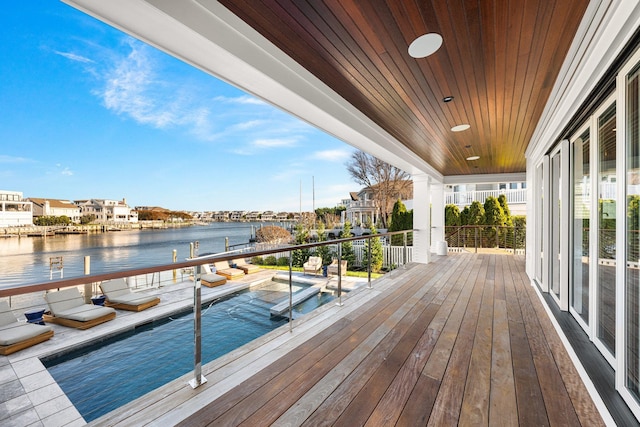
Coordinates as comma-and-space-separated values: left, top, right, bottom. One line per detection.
9, 0, 640, 424
0, 190, 32, 227
28, 198, 81, 223
75, 198, 138, 224
444, 180, 528, 216
229, 210, 246, 221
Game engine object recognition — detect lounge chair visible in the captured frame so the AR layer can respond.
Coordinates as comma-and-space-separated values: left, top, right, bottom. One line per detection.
327, 259, 348, 276
0, 301, 54, 355
303, 256, 322, 275
44, 288, 116, 330
232, 258, 260, 274
213, 261, 245, 280
200, 264, 228, 288
99, 279, 160, 312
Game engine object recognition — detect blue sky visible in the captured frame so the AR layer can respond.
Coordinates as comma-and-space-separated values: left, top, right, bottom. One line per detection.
0, 3, 357, 212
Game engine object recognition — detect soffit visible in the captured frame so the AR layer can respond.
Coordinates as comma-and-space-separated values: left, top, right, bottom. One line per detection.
216, 0, 589, 176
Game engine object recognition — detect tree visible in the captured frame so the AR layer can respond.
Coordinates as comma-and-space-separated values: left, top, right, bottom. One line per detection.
363, 219, 383, 272
80, 214, 96, 225
314, 222, 332, 266
497, 194, 513, 226
346, 150, 411, 228
291, 223, 311, 267
445, 204, 461, 226
338, 221, 356, 268
388, 199, 413, 246
483, 196, 506, 247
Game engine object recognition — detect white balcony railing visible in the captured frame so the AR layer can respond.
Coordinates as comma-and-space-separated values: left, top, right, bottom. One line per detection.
445, 188, 527, 206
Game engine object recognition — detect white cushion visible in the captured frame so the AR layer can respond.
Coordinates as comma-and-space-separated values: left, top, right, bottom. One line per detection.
44, 288, 85, 315
0, 323, 52, 346
0, 301, 18, 327
56, 305, 115, 322
99, 279, 131, 298
106, 293, 158, 305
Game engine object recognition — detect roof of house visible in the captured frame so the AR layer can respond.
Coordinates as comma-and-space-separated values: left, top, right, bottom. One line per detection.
28, 198, 78, 209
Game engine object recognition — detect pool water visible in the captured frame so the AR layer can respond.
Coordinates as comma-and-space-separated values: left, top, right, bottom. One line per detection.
43, 281, 334, 422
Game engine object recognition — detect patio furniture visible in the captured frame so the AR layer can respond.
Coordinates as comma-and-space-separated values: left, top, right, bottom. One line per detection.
213, 261, 245, 279
327, 259, 348, 276
232, 258, 260, 274
303, 256, 322, 276
200, 264, 228, 288
0, 301, 54, 355
44, 287, 116, 330
99, 279, 160, 312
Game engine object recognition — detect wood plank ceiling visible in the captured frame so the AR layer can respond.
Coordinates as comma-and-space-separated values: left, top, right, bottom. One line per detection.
217, 0, 589, 176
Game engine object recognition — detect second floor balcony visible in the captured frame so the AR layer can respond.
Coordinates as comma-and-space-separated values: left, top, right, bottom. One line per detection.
445, 188, 527, 207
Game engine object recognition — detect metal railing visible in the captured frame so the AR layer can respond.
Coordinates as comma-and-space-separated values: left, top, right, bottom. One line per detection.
445, 225, 525, 254
0, 229, 415, 395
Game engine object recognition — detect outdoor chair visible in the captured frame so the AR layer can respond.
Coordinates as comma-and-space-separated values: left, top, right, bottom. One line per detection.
99, 279, 160, 312
200, 264, 228, 287
232, 258, 260, 274
303, 256, 322, 275
327, 259, 348, 276
44, 287, 116, 329
0, 301, 54, 355
213, 261, 245, 280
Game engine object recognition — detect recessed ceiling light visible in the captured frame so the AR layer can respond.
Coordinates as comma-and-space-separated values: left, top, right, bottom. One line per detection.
443, 96, 454, 103
451, 124, 471, 132
466, 155, 480, 161
465, 145, 472, 149
408, 33, 443, 58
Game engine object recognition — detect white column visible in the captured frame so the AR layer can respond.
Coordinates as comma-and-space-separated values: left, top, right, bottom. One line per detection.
413, 173, 431, 264
430, 179, 445, 252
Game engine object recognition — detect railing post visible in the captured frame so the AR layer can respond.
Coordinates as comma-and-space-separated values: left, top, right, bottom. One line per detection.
336, 244, 343, 306
288, 250, 293, 331
513, 227, 517, 255
367, 235, 372, 289
403, 232, 407, 265
189, 263, 207, 389
475, 227, 478, 254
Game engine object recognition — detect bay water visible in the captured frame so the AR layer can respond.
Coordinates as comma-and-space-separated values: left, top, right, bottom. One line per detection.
0, 222, 282, 289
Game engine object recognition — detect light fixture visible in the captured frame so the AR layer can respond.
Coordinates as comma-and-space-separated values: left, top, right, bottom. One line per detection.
465, 145, 472, 149
466, 155, 480, 161
408, 33, 443, 58
451, 124, 470, 132
443, 96, 454, 103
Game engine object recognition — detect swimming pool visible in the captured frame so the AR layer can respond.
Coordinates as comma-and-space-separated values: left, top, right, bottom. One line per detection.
43, 280, 334, 422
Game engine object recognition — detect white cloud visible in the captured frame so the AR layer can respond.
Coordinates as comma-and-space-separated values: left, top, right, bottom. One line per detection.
61, 168, 73, 176
213, 95, 265, 106
253, 138, 298, 148
55, 50, 94, 63
311, 149, 352, 162
0, 155, 33, 163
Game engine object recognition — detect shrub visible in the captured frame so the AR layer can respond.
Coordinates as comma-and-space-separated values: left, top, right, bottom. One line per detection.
445, 204, 461, 226
251, 256, 263, 265
277, 256, 290, 266
264, 255, 277, 266
256, 226, 292, 244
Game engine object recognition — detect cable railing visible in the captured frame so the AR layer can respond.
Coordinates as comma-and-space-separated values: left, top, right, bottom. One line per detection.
0, 229, 416, 419
445, 225, 526, 254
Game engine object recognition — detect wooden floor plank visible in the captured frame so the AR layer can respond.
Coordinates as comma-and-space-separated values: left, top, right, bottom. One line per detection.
426, 255, 488, 426
459, 254, 495, 426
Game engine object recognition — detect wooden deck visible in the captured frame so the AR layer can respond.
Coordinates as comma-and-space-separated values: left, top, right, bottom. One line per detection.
92, 253, 608, 426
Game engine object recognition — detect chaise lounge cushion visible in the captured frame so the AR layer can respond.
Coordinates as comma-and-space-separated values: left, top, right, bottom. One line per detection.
0, 301, 53, 346
0, 322, 53, 346
100, 279, 159, 305
45, 287, 115, 321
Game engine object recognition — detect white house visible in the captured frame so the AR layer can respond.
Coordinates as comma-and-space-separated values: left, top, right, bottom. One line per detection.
28, 198, 81, 223
75, 198, 138, 223
0, 190, 32, 227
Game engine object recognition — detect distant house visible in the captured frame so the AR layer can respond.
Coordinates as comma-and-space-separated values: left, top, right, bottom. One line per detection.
246, 211, 261, 221
276, 212, 289, 221
28, 198, 81, 223
0, 190, 33, 227
230, 211, 246, 221
261, 211, 276, 221
213, 211, 230, 221
76, 198, 138, 223
342, 181, 413, 227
